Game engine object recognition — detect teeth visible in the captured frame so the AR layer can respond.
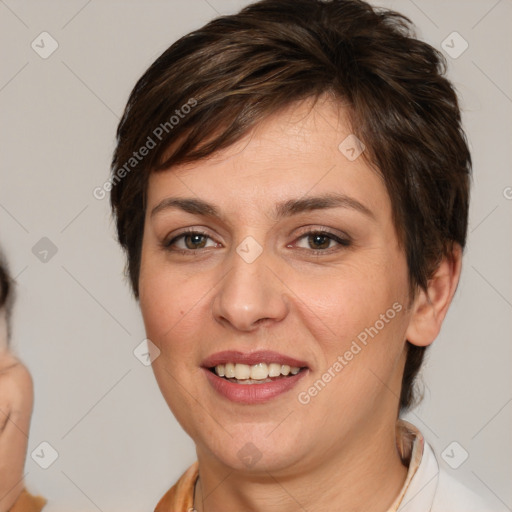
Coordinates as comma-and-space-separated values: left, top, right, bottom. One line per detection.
214, 362, 302, 380
225, 363, 235, 378
268, 363, 281, 377
250, 363, 268, 380
235, 363, 251, 380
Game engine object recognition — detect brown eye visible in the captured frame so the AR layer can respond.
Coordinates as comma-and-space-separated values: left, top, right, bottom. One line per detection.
164, 230, 216, 252
307, 233, 332, 250
183, 233, 208, 250
294, 230, 351, 253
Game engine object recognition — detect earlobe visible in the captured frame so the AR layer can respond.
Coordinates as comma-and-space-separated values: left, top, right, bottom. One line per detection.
405, 244, 463, 348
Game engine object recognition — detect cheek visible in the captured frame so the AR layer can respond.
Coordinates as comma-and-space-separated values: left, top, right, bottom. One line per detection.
297, 260, 410, 399
298, 260, 405, 339
138, 256, 216, 362
139, 275, 177, 334
138, 260, 206, 420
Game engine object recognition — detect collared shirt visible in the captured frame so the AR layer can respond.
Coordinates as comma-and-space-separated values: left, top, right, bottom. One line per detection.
154, 420, 507, 512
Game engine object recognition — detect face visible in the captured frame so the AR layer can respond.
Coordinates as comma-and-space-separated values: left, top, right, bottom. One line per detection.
139, 96, 413, 475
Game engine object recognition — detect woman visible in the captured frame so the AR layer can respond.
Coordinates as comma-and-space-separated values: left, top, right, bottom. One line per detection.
108, 0, 504, 510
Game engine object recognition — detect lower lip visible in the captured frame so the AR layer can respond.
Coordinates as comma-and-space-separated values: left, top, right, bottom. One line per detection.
203, 367, 308, 404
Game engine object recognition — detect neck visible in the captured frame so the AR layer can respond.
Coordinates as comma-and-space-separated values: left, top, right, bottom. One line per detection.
193, 417, 409, 512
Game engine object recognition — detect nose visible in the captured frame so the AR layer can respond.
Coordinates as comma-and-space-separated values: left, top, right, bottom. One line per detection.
211, 243, 290, 332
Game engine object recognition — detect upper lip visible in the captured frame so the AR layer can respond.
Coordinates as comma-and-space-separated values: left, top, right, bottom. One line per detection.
202, 350, 309, 369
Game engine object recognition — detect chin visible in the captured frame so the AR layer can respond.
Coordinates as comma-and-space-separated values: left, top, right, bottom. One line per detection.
197, 428, 307, 475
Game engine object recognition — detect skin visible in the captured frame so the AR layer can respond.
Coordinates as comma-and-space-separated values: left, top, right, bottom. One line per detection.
139, 95, 462, 512
0, 309, 34, 512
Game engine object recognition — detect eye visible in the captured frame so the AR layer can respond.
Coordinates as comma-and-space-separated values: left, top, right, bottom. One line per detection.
163, 230, 218, 252
162, 228, 350, 255
292, 229, 351, 253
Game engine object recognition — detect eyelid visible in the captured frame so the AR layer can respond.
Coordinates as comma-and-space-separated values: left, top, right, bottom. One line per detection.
162, 226, 352, 254
163, 228, 215, 248
294, 225, 350, 240
291, 227, 352, 252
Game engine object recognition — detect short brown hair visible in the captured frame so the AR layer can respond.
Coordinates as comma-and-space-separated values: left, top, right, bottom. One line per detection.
110, 0, 471, 411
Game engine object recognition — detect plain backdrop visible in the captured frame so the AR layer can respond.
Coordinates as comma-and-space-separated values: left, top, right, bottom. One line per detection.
0, 0, 511, 510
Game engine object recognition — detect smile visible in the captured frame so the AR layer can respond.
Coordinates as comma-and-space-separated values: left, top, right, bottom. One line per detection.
202, 350, 310, 403
204, 367, 308, 403
212, 362, 302, 383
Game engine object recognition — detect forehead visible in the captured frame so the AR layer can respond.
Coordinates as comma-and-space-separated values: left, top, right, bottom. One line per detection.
146, 97, 390, 222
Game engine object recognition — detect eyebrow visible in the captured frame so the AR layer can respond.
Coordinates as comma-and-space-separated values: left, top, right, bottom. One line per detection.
150, 193, 375, 221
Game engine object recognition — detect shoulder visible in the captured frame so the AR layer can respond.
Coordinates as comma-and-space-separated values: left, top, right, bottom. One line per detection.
432, 468, 508, 512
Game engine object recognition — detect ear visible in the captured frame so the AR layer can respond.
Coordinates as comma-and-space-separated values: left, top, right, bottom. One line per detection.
405, 243, 463, 347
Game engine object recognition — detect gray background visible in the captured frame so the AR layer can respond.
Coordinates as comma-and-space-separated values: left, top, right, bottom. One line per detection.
0, 0, 511, 510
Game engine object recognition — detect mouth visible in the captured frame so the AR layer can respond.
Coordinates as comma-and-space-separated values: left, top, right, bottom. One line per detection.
201, 350, 309, 404
208, 362, 306, 384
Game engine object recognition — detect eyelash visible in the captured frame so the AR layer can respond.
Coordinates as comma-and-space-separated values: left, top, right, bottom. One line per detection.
162, 229, 351, 256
